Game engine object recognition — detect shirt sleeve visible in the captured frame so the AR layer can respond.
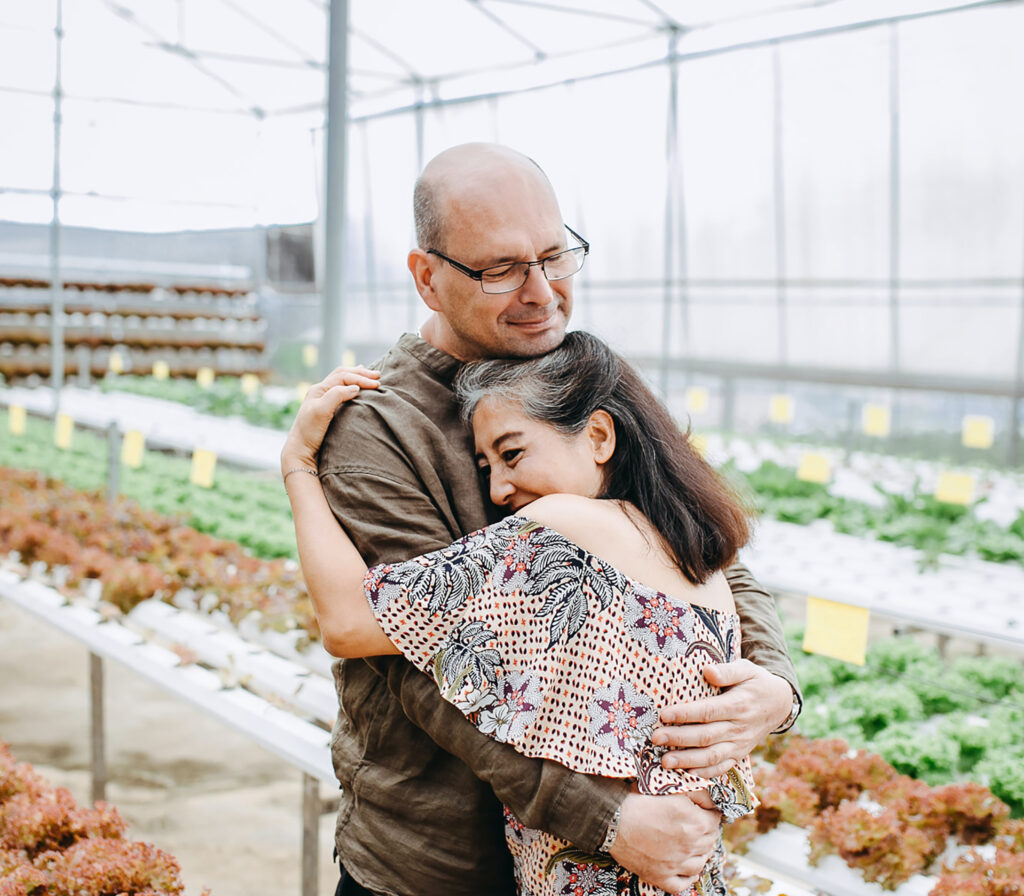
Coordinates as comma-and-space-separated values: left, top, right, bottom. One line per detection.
724, 559, 803, 708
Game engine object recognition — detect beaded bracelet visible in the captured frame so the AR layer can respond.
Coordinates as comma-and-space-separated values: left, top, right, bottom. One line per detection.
283, 467, 319, 483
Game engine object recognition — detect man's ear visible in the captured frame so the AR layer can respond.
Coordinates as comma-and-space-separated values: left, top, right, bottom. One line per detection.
408, 249, 443, 312
587, 410, 616, 465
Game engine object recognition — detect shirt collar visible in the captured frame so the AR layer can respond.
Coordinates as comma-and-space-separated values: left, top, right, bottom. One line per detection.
397, 332, 464, 385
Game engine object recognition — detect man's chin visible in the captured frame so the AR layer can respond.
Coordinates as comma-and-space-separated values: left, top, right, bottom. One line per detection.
501, 319, 567, 357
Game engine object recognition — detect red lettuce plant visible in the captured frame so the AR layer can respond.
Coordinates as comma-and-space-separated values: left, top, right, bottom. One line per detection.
0, 742, 193, 895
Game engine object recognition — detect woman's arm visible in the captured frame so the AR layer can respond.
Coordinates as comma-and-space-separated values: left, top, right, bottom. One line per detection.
281, 366, 398, 658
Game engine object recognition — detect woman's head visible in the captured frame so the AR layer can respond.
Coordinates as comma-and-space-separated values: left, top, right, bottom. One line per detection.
468, 393, 615, 512
454, 331, 751, 584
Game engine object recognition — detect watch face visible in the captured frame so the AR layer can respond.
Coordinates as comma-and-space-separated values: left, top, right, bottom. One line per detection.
777, 695, 800, 732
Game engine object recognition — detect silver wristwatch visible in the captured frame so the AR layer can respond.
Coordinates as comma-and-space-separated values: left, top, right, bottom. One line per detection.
599, 804, 622, 853
773, 689, 802, 734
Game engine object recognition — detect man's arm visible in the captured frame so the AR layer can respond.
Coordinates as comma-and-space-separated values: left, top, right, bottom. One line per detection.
384, 651, 722, 893
654, 560, 802, 776
727, 560, 800, 695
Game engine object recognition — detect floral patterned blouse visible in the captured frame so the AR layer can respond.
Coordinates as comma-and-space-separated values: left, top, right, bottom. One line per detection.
364, 516, 757, 896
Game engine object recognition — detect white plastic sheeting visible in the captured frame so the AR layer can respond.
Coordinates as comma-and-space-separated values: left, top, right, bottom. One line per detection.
2, 0, 1023, 385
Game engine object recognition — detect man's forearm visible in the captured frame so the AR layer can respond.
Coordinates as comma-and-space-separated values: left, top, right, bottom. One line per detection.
381, 656, 628, 851
725, 560, 801, 703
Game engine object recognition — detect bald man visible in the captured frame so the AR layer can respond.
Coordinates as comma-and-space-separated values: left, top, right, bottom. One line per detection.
317, 143, 800, 896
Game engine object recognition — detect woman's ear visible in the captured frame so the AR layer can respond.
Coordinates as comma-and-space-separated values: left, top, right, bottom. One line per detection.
586, 410, 616, 465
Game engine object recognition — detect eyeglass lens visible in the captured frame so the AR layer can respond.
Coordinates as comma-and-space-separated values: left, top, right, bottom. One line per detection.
480, 246, 586, 294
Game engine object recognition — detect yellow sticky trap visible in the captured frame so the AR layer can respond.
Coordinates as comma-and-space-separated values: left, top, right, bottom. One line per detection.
769, 394, 794, 424
190, 448, 217, 488
686, 387, 709, 414
962, 415, 994, 450
108, 350, 124, 374
935, 471, 975, 505
8, 405, 26, 436
196, 367, 215, 389
303, 343, 318, 368
862, 404, 891, 437
803, 596, 870, 665
691, 433, 708, 457
54, 413, 74, 450
296, 381, 311, 401
797, 453, 831, 484
240, 373, 261, 396
121, 430, 145, 468
152, 360, 170, 380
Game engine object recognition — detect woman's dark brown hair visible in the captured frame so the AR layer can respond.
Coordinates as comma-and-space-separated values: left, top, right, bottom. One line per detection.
454, 330, 751, 585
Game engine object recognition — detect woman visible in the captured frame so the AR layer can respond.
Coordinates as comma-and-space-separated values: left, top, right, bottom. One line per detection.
282, 331, 757, 896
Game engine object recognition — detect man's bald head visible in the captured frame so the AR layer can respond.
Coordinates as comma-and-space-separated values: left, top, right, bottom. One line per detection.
413, 143, 552, 251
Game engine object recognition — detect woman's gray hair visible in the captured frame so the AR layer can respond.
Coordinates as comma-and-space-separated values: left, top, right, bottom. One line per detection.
454, 332, 616, 434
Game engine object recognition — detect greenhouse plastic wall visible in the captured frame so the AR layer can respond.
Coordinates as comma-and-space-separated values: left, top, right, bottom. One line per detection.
3, 1, 1023, 462
330, 3, 1024, 462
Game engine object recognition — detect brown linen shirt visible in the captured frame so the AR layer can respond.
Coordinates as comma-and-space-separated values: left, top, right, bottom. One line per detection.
318, 333, 800, 896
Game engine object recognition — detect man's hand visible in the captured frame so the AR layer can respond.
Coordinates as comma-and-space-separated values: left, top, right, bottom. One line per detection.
609, 791, 721, 893
653, 660, 794, 777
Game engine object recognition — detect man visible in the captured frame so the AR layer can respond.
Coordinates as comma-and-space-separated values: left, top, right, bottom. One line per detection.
317, 142, 801, 896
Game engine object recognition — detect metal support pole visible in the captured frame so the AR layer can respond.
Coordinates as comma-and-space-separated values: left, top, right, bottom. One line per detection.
301, 773, 320, 896
89, 652, 107, 803
409, 83, 426, 332
320, 0, 350, 378
844, 396, 858, 462
106, 422, 121, 506
722, 376, 736, 434
888, 23, 902, 377
1011, 200, 1024, 466
360, 123, 379, 341
659, 31, 681, 399
75, 344, 91, 386
49, 0, 65, 414
772, 42, 788, 365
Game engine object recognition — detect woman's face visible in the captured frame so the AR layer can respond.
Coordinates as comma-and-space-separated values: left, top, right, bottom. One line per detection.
471, 396, 608, 513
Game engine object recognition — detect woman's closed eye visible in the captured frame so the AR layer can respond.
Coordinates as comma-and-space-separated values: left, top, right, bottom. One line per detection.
500, 448, 523, 465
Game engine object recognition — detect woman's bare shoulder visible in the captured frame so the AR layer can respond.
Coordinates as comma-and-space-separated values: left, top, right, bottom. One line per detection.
516, 495, 628, 550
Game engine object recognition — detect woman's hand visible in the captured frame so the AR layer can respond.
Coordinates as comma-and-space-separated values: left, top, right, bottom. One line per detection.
280, 365, 380, 474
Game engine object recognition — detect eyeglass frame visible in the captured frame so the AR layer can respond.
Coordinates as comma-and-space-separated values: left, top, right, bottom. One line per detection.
426, 225, 590, 294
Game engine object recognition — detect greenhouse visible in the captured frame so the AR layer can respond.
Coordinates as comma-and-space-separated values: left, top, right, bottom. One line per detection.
1, 1, 1023, 895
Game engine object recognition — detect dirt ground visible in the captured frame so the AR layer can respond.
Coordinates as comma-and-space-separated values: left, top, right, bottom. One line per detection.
0, 600, 339, 896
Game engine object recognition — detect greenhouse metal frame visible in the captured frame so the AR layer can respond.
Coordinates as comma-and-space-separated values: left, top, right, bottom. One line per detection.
3, 0, 1023, 460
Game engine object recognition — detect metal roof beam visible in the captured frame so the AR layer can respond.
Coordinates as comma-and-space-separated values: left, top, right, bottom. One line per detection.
349, 0, 1015, 121
485, 0, 657, 27
470, 0, 548, 60
212, 0, 322, 68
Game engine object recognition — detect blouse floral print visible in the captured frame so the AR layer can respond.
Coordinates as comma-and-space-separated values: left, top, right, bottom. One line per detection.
364, 516, 757, 896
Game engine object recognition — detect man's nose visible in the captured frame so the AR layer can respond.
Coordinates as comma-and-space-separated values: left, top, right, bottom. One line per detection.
515, 262, 555, 305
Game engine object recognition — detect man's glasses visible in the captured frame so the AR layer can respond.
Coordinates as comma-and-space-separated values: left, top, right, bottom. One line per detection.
427, 226, 589, 295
